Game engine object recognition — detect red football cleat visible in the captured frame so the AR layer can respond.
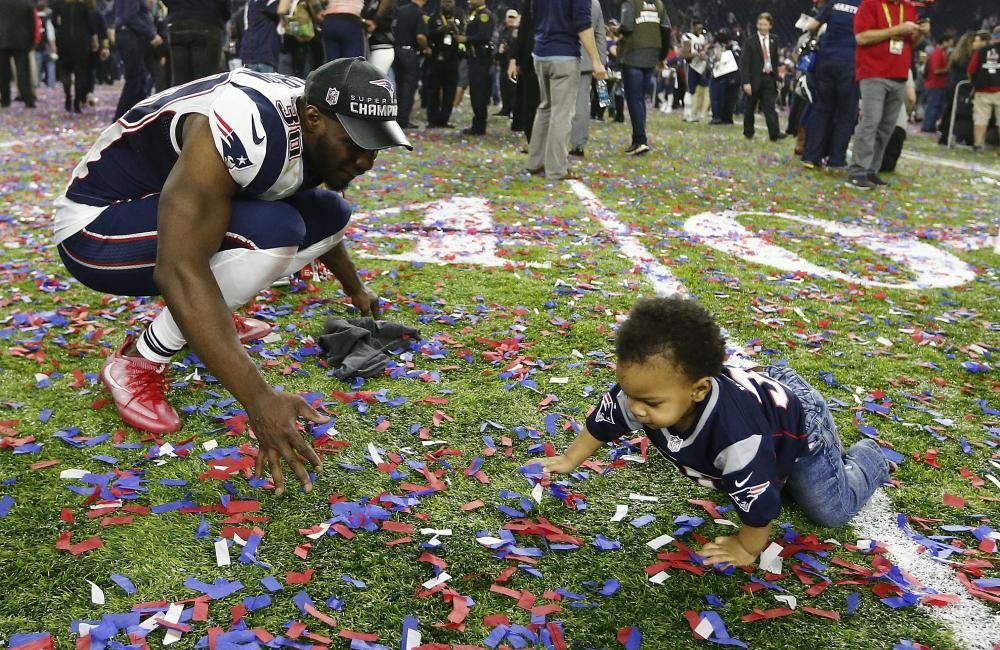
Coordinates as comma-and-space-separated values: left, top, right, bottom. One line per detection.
101, 337, 181, 434
233, 314, 273, 343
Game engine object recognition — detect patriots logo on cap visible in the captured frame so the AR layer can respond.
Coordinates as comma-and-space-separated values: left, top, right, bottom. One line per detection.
326, 87, 340, 106
729, 481, 770, 513
368, 79, 396, 103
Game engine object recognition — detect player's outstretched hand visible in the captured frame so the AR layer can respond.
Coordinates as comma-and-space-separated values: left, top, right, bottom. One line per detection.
347, 285, 381, 318
700, 535, 756, 569
534, 454, 578, 475
250, 390, 326, 496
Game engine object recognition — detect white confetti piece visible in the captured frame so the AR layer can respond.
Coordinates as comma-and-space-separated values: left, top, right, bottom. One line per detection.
530, 483, 544, 504
160, 603, 184, 645
548, 377, 569, 384
421, 572, 451, 589
306, 523, 331, 540
774, 594, 797, 610
420, 528, 452, 537
202, 439, 218, 451
610, 504, 629, 522
476, 536, 505, 547
87, 580, 105, 605
648, 571, 670, 584
713, 518, 739, 528
214, 538, 230, 567
629, 493, 659, 502
368, 442, 385, 466
59, 469, 88, 480
693, 617, 714, 640
620, 454, 646, 463
758, 542, 784, 575
646, 534, 674, 550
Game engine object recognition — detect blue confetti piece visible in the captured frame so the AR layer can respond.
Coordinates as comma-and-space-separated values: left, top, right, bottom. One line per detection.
0, 495, 13, 518
881, 447, 905, 465
341, 574, 367, 589
110, 574, 136, 594
846, 592, 861, 615
592, 534, 621, 551
705, 594, 725, 607
261, 576, 283, 592
630, 514, 655, 528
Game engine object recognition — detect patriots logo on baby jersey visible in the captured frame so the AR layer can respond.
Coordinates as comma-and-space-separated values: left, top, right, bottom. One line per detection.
729, 481, 770, 513
213, 111, 254, 170
594, 392, 617, 424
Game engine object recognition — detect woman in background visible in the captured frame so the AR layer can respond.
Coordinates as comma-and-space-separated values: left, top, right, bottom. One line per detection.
322, 0, 366, 61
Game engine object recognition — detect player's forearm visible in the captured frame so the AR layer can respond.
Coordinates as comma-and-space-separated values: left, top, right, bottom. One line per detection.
562, 428, 605, 468
736, 521, 773, 557
318, 241, 365, 294
153, 259, 273, 408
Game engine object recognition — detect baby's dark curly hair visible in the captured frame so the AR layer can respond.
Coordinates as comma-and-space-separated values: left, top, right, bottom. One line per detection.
615, 296, 725, 381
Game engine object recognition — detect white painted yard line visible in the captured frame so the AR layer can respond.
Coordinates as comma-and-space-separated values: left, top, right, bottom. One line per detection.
852, 491, 999, 650
900, 151, 1000, 178
568, 181, 688, 296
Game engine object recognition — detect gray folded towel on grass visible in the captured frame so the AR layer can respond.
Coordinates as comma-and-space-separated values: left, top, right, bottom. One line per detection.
317, 317, 421, 380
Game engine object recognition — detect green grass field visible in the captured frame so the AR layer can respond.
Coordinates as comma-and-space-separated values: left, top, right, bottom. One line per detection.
0, 86, 998, 650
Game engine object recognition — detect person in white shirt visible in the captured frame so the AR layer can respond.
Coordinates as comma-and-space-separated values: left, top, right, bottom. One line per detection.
681, 17, 710, 122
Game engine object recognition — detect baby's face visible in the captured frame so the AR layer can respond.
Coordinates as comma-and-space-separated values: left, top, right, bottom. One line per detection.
616, 357, 705, 432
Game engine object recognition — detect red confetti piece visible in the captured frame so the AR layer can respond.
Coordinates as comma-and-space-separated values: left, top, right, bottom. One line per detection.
801, 607, 841, 621
382, 521, 414, 534
339, 630, 378, 642
460, 500, 484, 511
293, 543, 311, 559
29, 460, 60, 470
943, 493, 965, 509
286, 569, 314, 584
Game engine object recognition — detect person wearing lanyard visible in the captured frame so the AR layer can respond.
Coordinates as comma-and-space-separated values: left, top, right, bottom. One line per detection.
847, 0, 927, 190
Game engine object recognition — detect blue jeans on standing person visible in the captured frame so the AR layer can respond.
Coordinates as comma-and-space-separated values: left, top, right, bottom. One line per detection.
764, 365, 890, 528
622, 65, 654, 146
922, 87, 946, 133
802, 58, 858, 167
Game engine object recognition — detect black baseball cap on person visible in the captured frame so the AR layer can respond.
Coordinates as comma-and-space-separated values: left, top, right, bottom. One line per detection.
304, 57, 412, 151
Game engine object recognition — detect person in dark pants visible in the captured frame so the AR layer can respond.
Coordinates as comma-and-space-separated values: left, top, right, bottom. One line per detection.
0, 0, 38, 109
495, 9, 518, 117
392, 0, 429, 128
52, 0, 98, 113
618, 0, 669, 155
740, 12, 785, 141
114, 0, 162, 120
508, 0, 539, 143
425, 0, 462, 128
461, 0, 495, 135
163, 0, 231, 85
801, 0, 860, 169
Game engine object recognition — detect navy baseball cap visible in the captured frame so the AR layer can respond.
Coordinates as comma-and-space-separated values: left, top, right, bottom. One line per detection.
304, 57, 412, 151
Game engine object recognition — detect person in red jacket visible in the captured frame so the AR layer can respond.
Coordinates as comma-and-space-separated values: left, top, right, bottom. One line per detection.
847, 0, 928, 190
922, 33, 953, 133
967, 26, 1000, 152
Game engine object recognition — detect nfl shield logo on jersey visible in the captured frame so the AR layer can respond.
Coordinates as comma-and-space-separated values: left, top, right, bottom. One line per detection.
326, 87, 340, 106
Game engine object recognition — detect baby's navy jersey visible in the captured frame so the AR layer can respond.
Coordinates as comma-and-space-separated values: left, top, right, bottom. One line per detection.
55, 69, 307, 245
586, 366, 810, 527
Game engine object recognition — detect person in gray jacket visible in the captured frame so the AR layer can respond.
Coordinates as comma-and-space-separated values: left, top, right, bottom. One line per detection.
569, 0, 607, 158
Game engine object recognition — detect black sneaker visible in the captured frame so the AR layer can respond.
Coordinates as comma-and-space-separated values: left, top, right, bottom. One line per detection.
625, 143, 650, 156
847, 175, 875, 190
569, 147, 585, 157
868, 173, 889, 186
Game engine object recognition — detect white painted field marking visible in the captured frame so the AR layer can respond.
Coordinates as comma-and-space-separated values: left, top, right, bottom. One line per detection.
568, 181, 688, 296
684, 211, 977, 289
900, 151, 1000, 178
352, 197, 550, 268
853, 492, 999, 650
